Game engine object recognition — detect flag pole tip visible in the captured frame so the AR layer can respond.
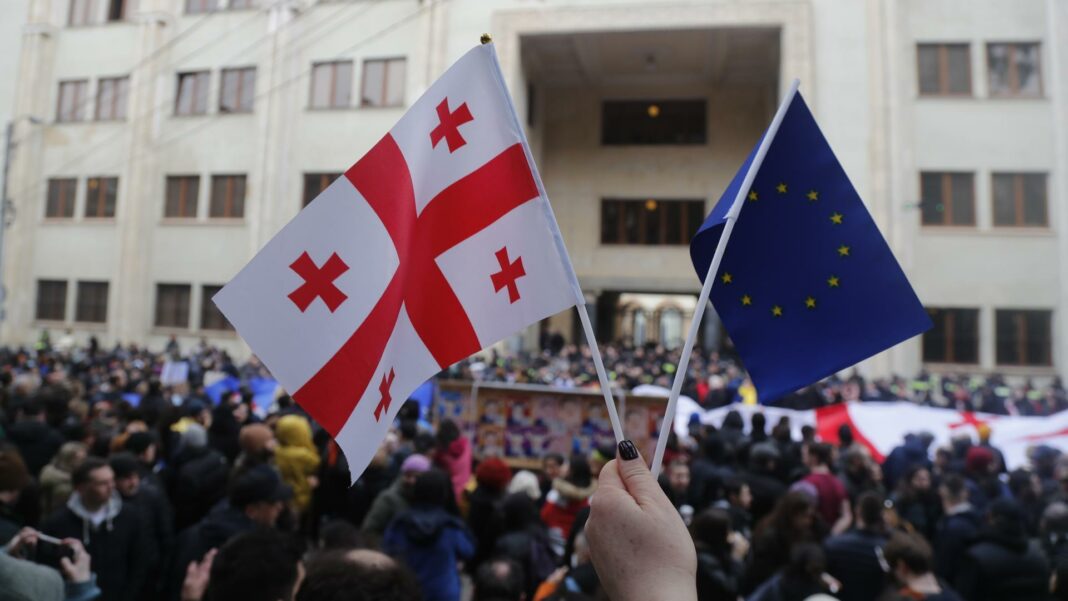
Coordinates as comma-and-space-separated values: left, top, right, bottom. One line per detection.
480, 33, 493, 44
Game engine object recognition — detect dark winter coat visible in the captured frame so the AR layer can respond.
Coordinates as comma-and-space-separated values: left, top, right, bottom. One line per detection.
823, 528, 889, 601
934, 506, 983, 584
383, 506, 475, 601
6, 420, 63, 477
955, 532, 1050, 601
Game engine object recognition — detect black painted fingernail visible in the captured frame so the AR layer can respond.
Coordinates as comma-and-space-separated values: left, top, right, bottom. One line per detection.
618, 440, 639, 461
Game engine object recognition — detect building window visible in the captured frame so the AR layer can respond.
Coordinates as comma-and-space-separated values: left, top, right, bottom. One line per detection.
309, 61, 352, 109
36, 280, 68, 321
106, 0, 125, 21
75, 281, 109, 323
95, 76, 129, 121
922, 308, 979, 364
988, 43, 1042, 97
919, 172, 974, 226
175, 71, 210, 116
56, 80, 88, 122
156, 284, 191, 328
210, 175, 246, 218
996, 309, 1052, 366
917, 43, 971, 96
200, 285, 233, 330
85, 177, 118, 218
602, 100, 706, 145
185, 0, 217, 14
992, 173, 1047, 227
46, 178, 77, 218
360, 58, 406, 107
219, 67, 255, 113
302, 172, 340, 207
600, 199, 706, 245
68, 0, 94, 25
165, 176, 200, 218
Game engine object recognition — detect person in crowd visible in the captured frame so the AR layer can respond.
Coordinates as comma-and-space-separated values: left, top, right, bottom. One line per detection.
1042, 502, 1068, 562
362, 454, 430, 537
881, 531, 963, 601
231, 423, 277, 477
473, 558, 526, 601
743, 491, 821, 594
168, 424, 229, 531
689, 434, 732, 511
690, 508, 745, 601
840, 446, 882, 502
712, 477, 753, 539
747, 543, 837, 601
39, 442, 88, 517
275, 415, 320, 518
540, 454, 596, 555
506, 470, 542, 503
202, 529, 304, 601
891, 465, 941, 541
934, 473, 982, 584
123, 432, 162, 489
883, 433, 933, 491
660, 458, 692, 510
963, 446, 1009, 512
110, 452, 173, 600
468, 457, 512, 570
383, 468, 474, 601
800, 442, 849, 527
40, 457, 149, 601
740, 443, 786, 525
823, 492, 890, 601
495, 492, 558, 600
6, 401, 64, 478
955, 498, 1051, 601
296, 548, 421, 601
0, 449, 33, 545
433, 420, 472, 504
1008, 468, 1045, 535
1, 527, 101, 601
538, 454, 565, 504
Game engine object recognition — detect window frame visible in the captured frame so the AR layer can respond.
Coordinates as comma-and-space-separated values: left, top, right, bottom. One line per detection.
68, 0, 94, 26
986, 42, 1043, 98
219, 66, 256, 114
84, 176, 118, 219
991, 172, 1048, 228
45, 178, 78, 219
175, 71, 211, 116
56, 80, 89, 123
35, 280, 69, 322
359, 57, 406, 108
922, 307, 980, 365
200, 285, 234, 331
95, 76, 129, 121
302, 172, 341, 207
155, 283, 192, 329
74, 281, 109, 323
209, 174, 247, 219
309, 61, 353, 110
600, 198, 706, 246
918, 171, 976, 227
165, 175, 201, 219
995, 308, 1053, 367
916, 43, 972, 97
106, 0, 126, 21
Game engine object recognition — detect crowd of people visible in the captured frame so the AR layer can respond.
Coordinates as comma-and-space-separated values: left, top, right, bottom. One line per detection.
0, 337, 1067, 601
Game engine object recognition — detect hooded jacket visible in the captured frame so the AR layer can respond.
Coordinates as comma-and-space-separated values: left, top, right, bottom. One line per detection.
274, 415, 320, 511
362, 478, 410, 536
6, 420, 63, 477
40, 493, 149, 601
539, 478, 596, 542
383, 506, 474, 601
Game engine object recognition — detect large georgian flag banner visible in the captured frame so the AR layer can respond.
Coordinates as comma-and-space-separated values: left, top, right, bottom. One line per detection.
214, 44, 582, 480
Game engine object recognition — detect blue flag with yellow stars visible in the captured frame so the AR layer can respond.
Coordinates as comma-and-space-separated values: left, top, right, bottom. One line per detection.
691, 90, 931, 403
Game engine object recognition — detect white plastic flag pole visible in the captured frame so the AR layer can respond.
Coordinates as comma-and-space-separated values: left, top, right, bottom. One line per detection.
484, 36, 625, 443
650, 79, 801, 478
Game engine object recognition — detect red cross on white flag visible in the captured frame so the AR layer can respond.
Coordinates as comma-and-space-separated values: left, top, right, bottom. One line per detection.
213, 44, 582, 481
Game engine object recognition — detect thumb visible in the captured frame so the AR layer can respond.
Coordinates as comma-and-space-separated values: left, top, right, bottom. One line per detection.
614, 440, 667, 507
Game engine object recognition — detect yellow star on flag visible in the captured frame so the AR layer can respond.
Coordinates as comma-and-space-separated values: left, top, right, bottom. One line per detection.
830, 212, 843, 225
827, 275, 840, 288
748, 191, 758, 201
776, 182, 787, 194
837, 245, 850, 257
721, 272, 733, 284
805, 296, 816, 309
807, 190, 819, 201
741, 294, 752, 306
771, 305, 783, 317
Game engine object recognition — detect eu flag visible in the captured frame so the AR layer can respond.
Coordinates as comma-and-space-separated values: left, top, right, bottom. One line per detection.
690, 90, 931, 403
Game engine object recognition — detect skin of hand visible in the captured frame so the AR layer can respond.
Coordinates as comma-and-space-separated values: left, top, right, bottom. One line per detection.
586, 441, 698, 601
4, 528, 39, 555
181, 548, 218, 601
59, 538, 92, 584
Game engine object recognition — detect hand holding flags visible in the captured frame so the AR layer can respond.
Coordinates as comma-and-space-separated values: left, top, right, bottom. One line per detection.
652, 81, 931, 475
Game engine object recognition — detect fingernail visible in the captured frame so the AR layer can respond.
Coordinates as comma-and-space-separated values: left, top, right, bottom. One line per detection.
618, 440, 639, 461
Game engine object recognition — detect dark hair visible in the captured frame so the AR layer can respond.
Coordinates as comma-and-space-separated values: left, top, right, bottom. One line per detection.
124, 431, 157, 456
690, 509, 732, 558
806, 442, 833, 466
855, 492, 886, 532
757, 491, 815, 540
543, 453, 565, 467
437, 419, 460, 447
988, 498, 1027, 539
319, 519, 366, 551
566, 454, 592, 488
501, 492, 539, 533
940, 473, 967, 501
18, 400, 44, 418
72, 457, 110, 487
297, 551, 421, 601
883, 531, 933, 574
783, 542, 826, 582
474, 558, 525, 601
412, 468, 452, 508
751, 412, 767, 433
0, 449, 30, 493
724, 477, 747, 499
108, 452, 141, 479
838, 423, 855, 447
206, 529, 304, 601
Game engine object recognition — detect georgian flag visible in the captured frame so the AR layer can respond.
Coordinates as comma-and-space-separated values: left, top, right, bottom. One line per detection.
214, 44, 581, 480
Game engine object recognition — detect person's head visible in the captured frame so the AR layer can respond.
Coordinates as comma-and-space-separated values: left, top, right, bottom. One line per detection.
207, 529, 305, 601
229, 465, 293, 527
883, 531, 934, 584
124, 431, 158, 465
803, 441, 833, 469
16, 400, 45, 422
317, 520, 366, 553
436, 419, 460, 448
566, 454, 592, 488
399, 454, 431, 491
765, 490, 816, 536
854, 492, 886, 533
782, 543, 826, 586
987, 498, 1027, 540
542, 453, 565, 481
903, 465, 932, 494
939, 473, 969, 511
54, 441, 89, 473
749, 442, 780, 473
667, 459, 690, 494
411, 468, 452, 508
837, 424, 855, 448
239, 423, 278, 461
476, 458, 513, 493
109, 452, 142, 498
506, 470, 541, 501
0, 449, 31, 505
1042, 502, 1068, 542
724, 478, 752, 510
72, 457, 114, 510
296, 549, 421, 601
966, 446, 995, 476
690, 508, 732, 557
751, 412, 767, 435
500, 492, 539, 533
474, 558, 526, 601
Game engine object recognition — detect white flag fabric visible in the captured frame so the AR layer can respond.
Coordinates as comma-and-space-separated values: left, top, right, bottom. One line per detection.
672, 400, 1068, 470
215, 44, 580, 480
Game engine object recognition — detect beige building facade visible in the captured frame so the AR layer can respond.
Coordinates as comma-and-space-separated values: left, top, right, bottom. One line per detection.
1, 0, 1065, 381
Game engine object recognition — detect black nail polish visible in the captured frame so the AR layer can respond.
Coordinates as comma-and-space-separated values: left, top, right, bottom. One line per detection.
618, 440, 639, 461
